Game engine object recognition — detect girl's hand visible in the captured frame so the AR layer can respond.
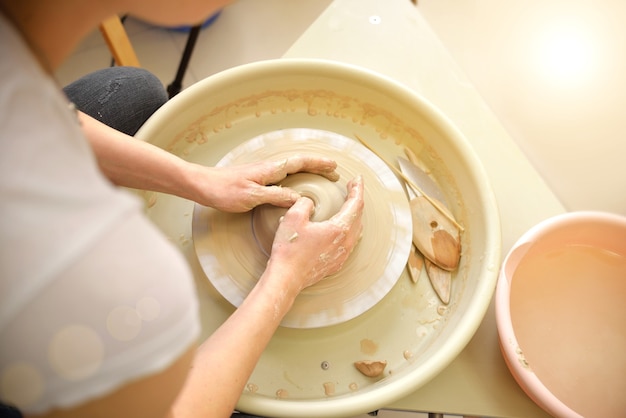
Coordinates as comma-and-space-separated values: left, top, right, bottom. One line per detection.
262, 175, 365, 296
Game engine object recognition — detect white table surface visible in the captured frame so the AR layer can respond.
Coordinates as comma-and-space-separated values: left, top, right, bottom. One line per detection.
284, 0, 565, 416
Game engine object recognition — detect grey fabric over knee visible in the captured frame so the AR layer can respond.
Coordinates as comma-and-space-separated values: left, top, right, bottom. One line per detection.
63, 66, 168, 135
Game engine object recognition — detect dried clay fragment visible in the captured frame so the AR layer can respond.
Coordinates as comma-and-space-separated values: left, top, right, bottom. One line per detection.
407, 244, 424, 284
354, 360, 387, 377
424, 258, 451, 305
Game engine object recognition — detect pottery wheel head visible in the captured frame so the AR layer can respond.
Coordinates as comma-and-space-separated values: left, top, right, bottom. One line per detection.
192, 129, 412, 328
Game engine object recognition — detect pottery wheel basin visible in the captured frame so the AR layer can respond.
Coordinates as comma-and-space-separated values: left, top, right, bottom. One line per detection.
135, 59, 501, 417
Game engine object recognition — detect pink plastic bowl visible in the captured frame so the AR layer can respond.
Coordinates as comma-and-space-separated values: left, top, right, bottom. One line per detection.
496, 211, 626, 418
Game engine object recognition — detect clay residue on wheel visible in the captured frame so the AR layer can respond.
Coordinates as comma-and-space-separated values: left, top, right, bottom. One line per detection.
354, 360, 387, 377
360, 338, 379, 355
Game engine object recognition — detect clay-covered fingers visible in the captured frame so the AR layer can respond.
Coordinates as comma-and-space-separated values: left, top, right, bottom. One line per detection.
330, 175, 365, 245
311, 175, 364, 280
268, 155, 339, 183
248, 155, 340, 209
252, 184, 301, 209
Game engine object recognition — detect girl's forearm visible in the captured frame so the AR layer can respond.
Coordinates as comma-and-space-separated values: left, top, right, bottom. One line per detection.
79, 111, 197, 198
170, 266, 297, 418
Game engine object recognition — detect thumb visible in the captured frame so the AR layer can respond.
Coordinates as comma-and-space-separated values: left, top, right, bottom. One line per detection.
260, 185, 301, 208
281, 196, 315, 225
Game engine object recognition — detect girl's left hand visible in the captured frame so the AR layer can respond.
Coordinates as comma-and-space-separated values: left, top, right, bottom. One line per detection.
187, 154, 340, 212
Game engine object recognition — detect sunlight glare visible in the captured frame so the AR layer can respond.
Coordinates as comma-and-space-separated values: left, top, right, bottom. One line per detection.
534, 18, 597, 86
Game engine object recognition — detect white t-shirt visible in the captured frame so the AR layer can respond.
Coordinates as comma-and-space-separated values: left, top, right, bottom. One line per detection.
0, 16, 200, 414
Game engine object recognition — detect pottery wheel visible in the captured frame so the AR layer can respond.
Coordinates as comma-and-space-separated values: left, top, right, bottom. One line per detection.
192, 129, 412, 328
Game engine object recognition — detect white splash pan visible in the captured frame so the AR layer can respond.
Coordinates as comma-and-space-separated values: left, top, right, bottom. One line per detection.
135, 59, 501, 417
